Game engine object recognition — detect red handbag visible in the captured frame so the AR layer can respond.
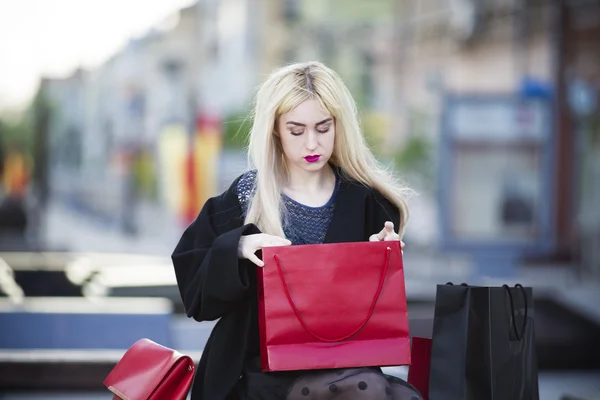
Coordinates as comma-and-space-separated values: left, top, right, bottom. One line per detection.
104, 338, 194, 400
259, 240, 411, 372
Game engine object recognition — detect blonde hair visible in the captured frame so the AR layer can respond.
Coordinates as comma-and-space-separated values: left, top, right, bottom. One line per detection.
245, 61, 412, 238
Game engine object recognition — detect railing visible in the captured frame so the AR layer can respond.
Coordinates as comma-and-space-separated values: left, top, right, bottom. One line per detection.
0, 257, 24, 304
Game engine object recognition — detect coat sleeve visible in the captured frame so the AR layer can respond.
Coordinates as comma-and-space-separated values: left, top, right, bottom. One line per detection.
171, 183, 261, 322
367, 189, 402, 239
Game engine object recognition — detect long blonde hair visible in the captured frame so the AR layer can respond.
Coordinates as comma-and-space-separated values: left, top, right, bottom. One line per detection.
245, 61, 412, 238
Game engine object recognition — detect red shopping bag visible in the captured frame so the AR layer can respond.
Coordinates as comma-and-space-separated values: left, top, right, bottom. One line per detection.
258, 241, 410, 372
407, 337, 432, 400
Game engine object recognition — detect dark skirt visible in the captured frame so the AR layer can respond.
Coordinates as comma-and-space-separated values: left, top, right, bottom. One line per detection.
230, 358, 423, 400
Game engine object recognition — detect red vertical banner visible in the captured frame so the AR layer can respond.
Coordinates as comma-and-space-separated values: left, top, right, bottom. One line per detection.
176, 113, 222, 225
193, 113, 222, 211
183, 141, 197, 225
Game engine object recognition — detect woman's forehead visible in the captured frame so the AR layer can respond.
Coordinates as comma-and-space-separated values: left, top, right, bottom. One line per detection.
279, 99, 332, 124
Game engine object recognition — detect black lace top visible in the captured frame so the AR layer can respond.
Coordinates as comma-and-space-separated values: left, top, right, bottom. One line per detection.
235, 170, 340, 245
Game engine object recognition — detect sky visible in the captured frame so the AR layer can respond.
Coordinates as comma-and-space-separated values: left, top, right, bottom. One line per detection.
0, 0, 195, 112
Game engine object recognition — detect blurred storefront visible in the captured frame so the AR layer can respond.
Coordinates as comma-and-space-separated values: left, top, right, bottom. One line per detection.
438, 93, 554, 276
389, 0, 600, 279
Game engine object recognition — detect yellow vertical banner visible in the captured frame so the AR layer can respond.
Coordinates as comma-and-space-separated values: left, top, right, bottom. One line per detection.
157, 124, 189, 222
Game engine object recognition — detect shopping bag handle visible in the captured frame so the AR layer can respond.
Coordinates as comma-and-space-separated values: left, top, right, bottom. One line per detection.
273, 246, 392, 343
503, 283, 528, 341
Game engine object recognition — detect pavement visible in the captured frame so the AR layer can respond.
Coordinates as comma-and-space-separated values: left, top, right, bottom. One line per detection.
39, 199, 181, 257
0, 367, 598, 400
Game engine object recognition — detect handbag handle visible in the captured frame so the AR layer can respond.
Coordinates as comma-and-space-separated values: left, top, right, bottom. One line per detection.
272, 246, 392, 343
445, 282, 469, 286
503, 283, 528, 341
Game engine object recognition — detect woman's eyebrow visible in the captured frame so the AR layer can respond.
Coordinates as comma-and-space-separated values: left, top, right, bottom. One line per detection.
286, 121, 305, 127
315, 117, 333, 126
286, 117, 333, 127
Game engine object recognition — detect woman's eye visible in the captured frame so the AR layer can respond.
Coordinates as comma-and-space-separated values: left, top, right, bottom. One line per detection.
290, 130, 304, 136
317, 126, 330, 134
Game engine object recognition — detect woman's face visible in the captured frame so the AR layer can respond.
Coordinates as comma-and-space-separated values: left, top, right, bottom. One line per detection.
276, 98, 335, 174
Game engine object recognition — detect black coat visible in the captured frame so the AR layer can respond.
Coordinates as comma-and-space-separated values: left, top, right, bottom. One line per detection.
171, 173, 401, 400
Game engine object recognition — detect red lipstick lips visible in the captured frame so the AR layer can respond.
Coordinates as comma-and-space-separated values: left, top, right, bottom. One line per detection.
304, 155, 320, 163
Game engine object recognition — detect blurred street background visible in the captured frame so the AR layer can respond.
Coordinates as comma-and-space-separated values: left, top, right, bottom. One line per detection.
0, 0, 599, 399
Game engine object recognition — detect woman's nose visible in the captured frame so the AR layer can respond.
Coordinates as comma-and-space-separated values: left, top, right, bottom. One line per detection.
305, 131, 318, 150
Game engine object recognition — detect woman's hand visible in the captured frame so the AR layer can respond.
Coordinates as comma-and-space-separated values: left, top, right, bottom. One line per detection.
238, 233, 292, 267
369, 221, 405, 251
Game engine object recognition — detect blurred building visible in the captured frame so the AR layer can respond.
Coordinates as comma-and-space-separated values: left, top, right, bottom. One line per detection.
36, 0, 599, 277
42, 4, 210, 230
40, 1, 292, 227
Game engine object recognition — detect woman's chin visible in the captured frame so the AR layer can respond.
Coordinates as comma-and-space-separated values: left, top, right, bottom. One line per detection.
300, 159, 328, 172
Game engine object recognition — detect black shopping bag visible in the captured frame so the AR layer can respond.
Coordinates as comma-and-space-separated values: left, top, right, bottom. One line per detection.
428, 283, 539, 400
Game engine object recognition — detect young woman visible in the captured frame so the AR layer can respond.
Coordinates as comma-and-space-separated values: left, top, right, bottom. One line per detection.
172, 61, 421, 400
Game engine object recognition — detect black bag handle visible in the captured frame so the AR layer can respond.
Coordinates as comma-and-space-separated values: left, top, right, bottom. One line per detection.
503, 283, 529, 341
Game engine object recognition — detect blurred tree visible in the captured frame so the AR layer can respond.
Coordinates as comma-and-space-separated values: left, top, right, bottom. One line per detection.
394, 136, 430, 170
0, 113, 33, 156
394, 136, 434, 190
361, 111, 390, 155
393, 107, 436, 190
328, 0, 394, 21
300, 0, 394, 22
223, 110, 252, 149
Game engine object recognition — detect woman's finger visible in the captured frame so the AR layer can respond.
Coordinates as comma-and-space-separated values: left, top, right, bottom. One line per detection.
377, 222, 395, 240
384, 221, 395, 232
247, 252, 264, 267
369, 233, 380, 242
